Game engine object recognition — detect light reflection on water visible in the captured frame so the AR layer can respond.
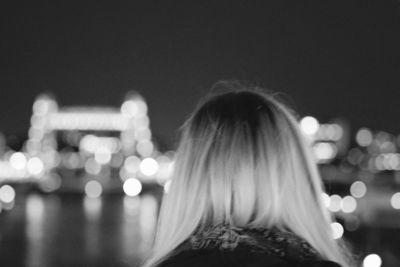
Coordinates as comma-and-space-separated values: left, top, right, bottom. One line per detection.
122, 196, 141, 262
2, 190, 400, 266
25, 194, 61, 267
25, 194, 45, 267
138, 195, 157, 256
3, 193, 160, 267
83, 197, 102, 258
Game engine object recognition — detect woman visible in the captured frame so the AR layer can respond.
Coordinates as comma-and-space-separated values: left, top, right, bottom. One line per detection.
143, 82, 352, 267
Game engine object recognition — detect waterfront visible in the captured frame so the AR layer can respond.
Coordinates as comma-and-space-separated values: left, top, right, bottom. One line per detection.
1, 181, 400, 267
0, 192, 160, 267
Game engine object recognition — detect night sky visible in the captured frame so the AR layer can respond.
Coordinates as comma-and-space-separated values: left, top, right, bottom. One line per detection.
1, 1, 400, 149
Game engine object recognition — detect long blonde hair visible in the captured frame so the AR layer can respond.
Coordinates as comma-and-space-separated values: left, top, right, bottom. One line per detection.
143, 83, 350, 267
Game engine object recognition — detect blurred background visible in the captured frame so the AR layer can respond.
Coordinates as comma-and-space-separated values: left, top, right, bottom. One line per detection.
0, 1, 400, 267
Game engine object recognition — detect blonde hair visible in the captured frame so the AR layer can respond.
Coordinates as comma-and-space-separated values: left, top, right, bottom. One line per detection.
143, 83, 350, 267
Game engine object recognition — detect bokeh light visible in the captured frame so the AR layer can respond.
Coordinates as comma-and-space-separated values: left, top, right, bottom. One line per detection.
328, 194, 342, 212
313, 142, 338, 162
300, 116, 320, 135
121, 100, 139, 117
0, 185, 16, 203
124, 156, 141, 174
390, 192, 400, 209
84, 158, 101, 175
356, 128, 373, 147
134, 127, 151, 141
363, 254, 382, 267
136, 140, 154, 157
325, 123, 343, 141
156, 156, 175, 183
350, 181, 367, 198
9, 152, 27, 170
39, 174, 62, 193
84, 180, 103, 198
331, 222, 344, 239
135, 100, 148, 117
321, 192, 331, 208
80, 135, 99, 153
94, 147, 112, 165
341, 196, 357, 213
62, 152, 83, 169
123, 178, 142, 196
27, 157, 44, 175
139, 158, 159, 176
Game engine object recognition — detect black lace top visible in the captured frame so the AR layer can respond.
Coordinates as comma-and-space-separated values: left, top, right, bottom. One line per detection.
159, 224, 342, 267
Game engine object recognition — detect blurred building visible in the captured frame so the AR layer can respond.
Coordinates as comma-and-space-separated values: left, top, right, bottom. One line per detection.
0, 93, 174, 197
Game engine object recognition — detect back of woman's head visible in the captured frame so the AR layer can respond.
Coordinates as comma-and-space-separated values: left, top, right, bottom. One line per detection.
144, 82, 350, 267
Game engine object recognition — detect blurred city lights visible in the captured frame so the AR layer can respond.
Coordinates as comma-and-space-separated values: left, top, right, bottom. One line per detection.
32, 96, 57, 116
330, 222, 344, 239
300, 116, 320, 135
156, 156, 175, 183
0, 161, 28, 181
80, 135, 99, 153
62, 152, 82, 169
325, 123, 343, 141
119, 168, 129, 181
328, 194, 342, 212
134, 127, 152, 141
4, 88, 400, 267
41, 150, 61, 168
48, 112, 129, 131
30, 115, 46, 129
380, 141, 396, 154
124, 156, 141, 174
356, 128, 373, 147
27, 157, 44, 175
9, 152, 27, 170
321, 192, 331, 208
121, 100, 139, 117
94, 147, 112, 165
136, 140, 154, 157
313, 142, 338, 162
0, 185, 16, 203
85, 180, 103, 198
139, 158, 159, 176
390, 192, 400, 209
134, 116, 149, 129
388, 153, 400, 170
135, 100, 148, 117
39, 174, 62, 193
80, 135, 120, 154
363, 254, 382, 267
350, 181, 367, 198
110, 153, 124, 168
3, 89, 400, 267
84, 158, 102, 175
123, 178, 142, 196
341, 196, 357, 213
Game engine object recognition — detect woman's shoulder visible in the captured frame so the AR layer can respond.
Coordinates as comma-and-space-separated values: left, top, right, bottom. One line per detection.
158, 224, 342, 267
